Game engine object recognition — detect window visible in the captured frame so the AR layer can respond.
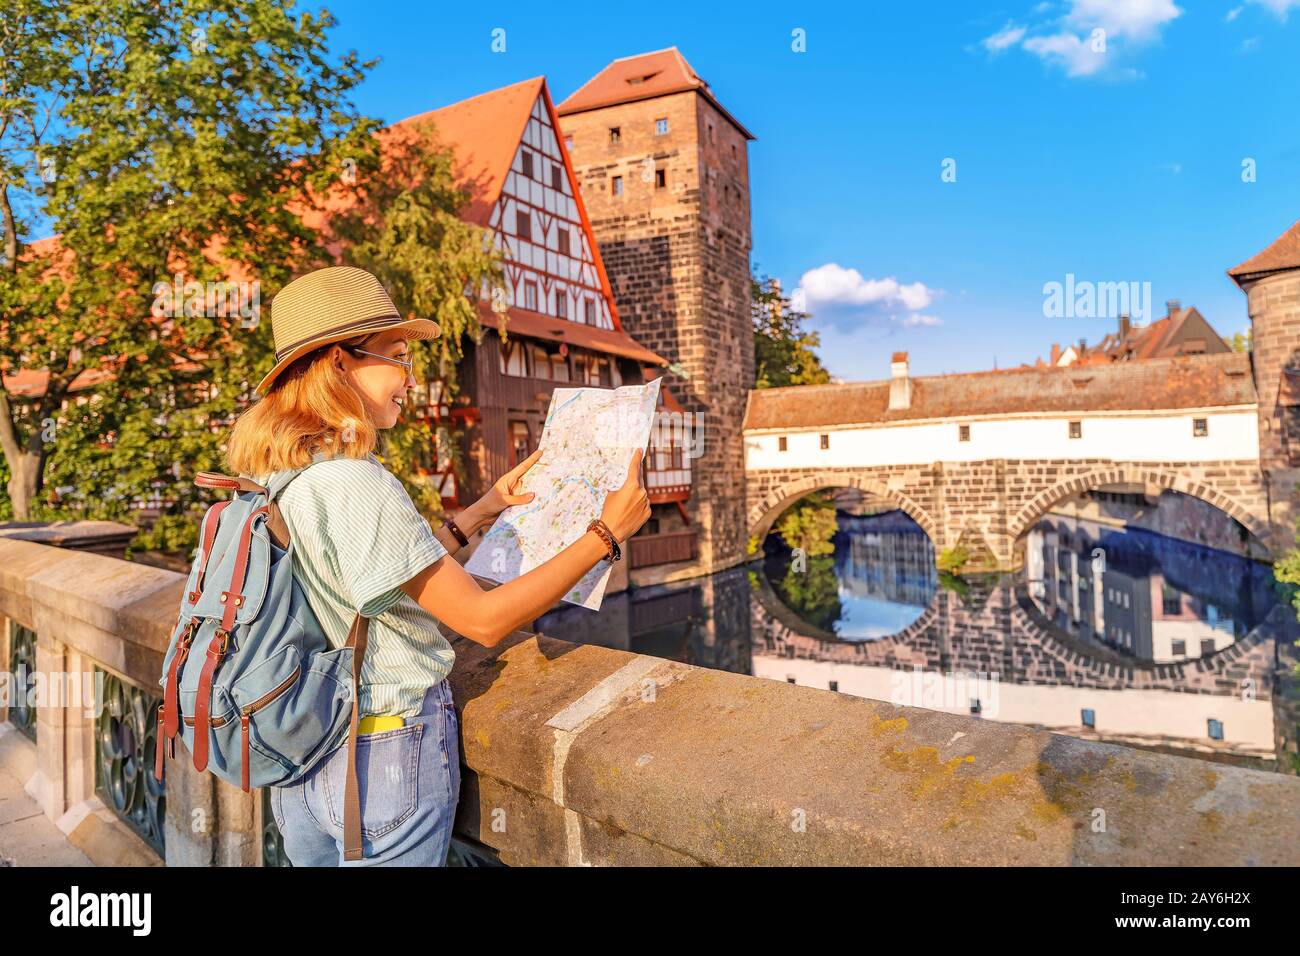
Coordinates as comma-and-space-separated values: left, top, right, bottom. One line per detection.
609, 126, 620, 144
787, 677, 797, 684
707, 123, 714, 142
1207, 718, 1224, 741
515, 209, 531, 241
778, 436, 788, 451
1162, 586, 1181, 615
611, 175, 622, 196
970, 699, 982, 716
829, 680, 838, 692
508, 420, 532, 467
584, 299, 596, 324
731, 143, 736, 159
551, 163, 563, 189
820, 433, 829, 449
958, 424, 970, 442
1193, 417, 1208, 437
1081, 709, 1096, 728
563, 134, 573, 150
1171, 639, 1186, 656
655, 117, 668, 135
499, 340, 527, 377
1069, 420, 1082, 439
655, 168, 666, 189
521, 150, 533, 178
530, 345, 550, 381
557, 228, 570, 256
523, 280, 537, 311
1200, 638, 1216, 657
556, 288, 568, 319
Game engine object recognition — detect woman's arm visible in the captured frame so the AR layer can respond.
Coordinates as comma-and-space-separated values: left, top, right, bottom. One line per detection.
430, 501, 493, 557
400, 449, 650, 647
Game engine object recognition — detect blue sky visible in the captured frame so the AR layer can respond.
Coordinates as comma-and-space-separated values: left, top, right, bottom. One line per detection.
315, 0, 1300, 379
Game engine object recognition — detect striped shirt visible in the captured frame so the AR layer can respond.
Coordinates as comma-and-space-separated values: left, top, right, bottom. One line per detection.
261, 450, 453, 720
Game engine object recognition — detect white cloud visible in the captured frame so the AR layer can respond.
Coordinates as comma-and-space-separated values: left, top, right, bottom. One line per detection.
1249, 0, 1300, 16
795, 264, 941, 333
983, 23, 1028, 52
799, 264, 935, 311
1023, 31, 1109, 76
982, 0, 1181, 80
1226, 5, 1244, 20
1064, 0, 1182, 41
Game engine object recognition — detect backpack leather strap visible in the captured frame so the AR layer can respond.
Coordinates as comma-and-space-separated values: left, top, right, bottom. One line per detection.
342, 612, 369, 862
195, 471, 270, 495
192, 506, 267, 773
190, 500, 232, 604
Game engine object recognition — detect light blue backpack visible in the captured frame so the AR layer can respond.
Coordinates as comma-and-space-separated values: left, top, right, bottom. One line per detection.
154, 461, 374, 860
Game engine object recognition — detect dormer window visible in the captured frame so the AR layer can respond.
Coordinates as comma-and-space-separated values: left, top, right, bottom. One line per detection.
609, 127, 621, 144
655, 118, 668, 135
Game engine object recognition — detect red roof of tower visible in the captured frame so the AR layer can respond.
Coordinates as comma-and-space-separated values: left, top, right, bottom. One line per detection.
1229, 218, 1300, 285
555, 47, 755, 140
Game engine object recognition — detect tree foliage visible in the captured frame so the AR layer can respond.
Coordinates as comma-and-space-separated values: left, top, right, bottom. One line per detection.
751, 266, 830, 389
0, 0, 377, 550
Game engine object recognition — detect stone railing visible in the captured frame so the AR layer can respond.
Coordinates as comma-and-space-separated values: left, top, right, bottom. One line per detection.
2, 537, 1300, 866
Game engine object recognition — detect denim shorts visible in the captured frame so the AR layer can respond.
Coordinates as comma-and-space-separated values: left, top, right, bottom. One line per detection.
270, 678, 461, 866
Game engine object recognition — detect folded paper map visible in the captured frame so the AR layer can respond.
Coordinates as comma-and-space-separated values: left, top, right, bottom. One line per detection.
464, 376, 664, 610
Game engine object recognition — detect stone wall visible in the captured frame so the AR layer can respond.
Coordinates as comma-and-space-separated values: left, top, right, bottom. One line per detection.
746, 459, 1272, 569
558, 90, 755, 578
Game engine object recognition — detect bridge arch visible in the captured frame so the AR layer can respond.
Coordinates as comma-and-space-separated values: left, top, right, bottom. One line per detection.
1006, 463, 1270, 545
747, 473, 939, 547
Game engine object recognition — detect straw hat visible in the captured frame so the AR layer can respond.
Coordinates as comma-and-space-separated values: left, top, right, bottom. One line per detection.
255, 266, 441, 395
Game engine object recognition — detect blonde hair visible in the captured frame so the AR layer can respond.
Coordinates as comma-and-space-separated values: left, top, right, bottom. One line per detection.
224, 332, 382, 478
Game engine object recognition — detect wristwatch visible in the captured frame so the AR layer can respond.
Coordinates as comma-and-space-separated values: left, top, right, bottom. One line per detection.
586, 519, 621, 563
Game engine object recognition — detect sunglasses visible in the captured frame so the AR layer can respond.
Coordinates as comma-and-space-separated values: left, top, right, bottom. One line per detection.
345, 346, 414, 374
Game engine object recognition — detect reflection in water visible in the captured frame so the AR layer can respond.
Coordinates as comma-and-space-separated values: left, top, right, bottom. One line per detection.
1025, 515, 1276, 664
534, 506, 1298, 771
762, 511, 936, 640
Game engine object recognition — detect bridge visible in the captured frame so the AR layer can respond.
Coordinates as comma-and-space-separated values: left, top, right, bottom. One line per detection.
743, 351, 1270, 569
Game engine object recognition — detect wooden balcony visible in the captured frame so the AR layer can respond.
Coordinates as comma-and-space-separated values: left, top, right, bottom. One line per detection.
628, 528, 698, 569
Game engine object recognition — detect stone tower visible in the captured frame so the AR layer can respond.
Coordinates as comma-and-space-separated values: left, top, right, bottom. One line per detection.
556, 48, 756, 577
1229, 217, 1300, 552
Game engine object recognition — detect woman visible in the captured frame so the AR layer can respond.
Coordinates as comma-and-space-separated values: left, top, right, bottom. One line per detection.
223, 265, 649, 866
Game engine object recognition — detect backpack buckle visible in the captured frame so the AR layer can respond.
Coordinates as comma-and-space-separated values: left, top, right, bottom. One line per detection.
212, 628, 232, 656
219, 591, 245, 608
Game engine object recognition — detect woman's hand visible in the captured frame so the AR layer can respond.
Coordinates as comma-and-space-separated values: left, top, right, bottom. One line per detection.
470, 447, 543, 530
599, 448, 651, 543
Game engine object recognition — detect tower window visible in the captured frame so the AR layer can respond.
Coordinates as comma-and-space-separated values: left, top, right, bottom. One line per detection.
655, 118, 668, 135
609, 127, 620, 144
820, 433, 829, 449
563, 134, 573, 150
1193, 417, 1208, 437
521, 150, 533, 178
1069, 420, 1082, 439
958, 424, 970, 442
655, 168, 666, 189
778, 436, 788, 451
611, 175, 622, 196
707, 123, 714, 142
515, 209, 531, 241
557, 228, 570, 256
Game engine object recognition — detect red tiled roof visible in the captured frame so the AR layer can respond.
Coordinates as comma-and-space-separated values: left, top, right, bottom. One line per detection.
478, 301, 665, 366
743, 351, 1254, 430
556, 47, 755, 140
391, 77, 545, 229
1229, 218, 1300, 284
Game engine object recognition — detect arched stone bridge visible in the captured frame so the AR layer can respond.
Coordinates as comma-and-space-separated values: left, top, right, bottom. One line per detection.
745, 459, 1271, 569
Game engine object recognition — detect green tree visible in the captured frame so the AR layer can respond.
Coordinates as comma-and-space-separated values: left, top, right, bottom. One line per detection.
751, 267, 830, 388
1229, 329, 1253, 353
774, 491, 839, 557
0, 0, 376, 550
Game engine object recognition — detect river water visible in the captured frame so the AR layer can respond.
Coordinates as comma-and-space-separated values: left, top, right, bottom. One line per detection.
536, 508, 1299, 772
